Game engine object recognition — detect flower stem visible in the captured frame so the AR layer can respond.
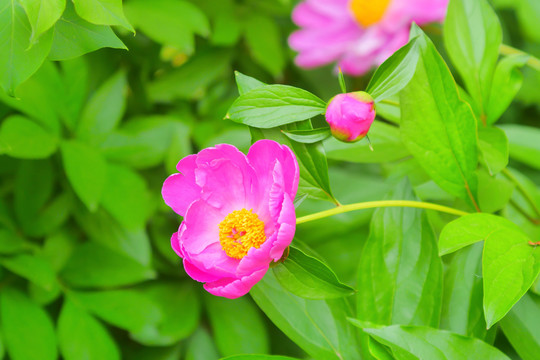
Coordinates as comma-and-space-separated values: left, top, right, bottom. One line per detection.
499, 44, 540, 72
502, 168, 540, 219
296, 200, 469, 224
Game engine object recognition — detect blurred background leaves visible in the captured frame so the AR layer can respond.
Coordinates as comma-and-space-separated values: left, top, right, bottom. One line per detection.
0, 0, 540, 359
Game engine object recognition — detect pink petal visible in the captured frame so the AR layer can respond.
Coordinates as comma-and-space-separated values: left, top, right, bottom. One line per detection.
195, 144, 257, 212
170, 230, 184, 258
176, 154, 197, 177
180, 200, 223, 254
183, 259, 221, 282
198, 159, 251, 212
237, 193, 296, 273
162, 173, 201, 217
185, 242, 239, 278
203, 268, 268, 299
237, 232, 278, 275
247, 140, 299, 202
305, 0, 351, 18
386, 0, 448, 27
270, 194, 296, 260
292, 2, 335, 28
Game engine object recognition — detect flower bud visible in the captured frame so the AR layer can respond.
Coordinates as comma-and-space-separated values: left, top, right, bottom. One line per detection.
325, 91, 375, 142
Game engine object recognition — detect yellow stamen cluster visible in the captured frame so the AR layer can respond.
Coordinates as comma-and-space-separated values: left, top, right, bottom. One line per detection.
219, 209, 266, 259
349, 0, 392, 27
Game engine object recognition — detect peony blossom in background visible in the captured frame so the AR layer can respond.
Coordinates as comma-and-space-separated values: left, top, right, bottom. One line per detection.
289, 0, 449, 75
162, 140, 299, 299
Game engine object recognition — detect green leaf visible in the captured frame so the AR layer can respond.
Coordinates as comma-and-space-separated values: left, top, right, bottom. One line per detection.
273, 246, 354, 299
123, 343, 182, 360
70, 289, 161, 335
235, 71, 265, 96
227, 85, 326, 128
211, 7, 241, 46
477, 170, 514, 214
125, 0, 208, 54
20, 0, 65, 42
375, 97, 400, 123
444, 0, 502, 117
486, 54, 529, 124
100, 116, 177, 169
235, 72, 336, 203
0, 61, 63, 134
185, 328, 220, 360
500, 292, 540, 360
400, 27, 478, 207
439, 213, 540, 328
367, 336, 394, 360
74, 207, 151, 266
478, 126, 509, 175
165, 121, 192, 174
59, 57, 88, 130
24, 192, 73, 237
439, 213, 523, 255
148, 49, 231, 102
338, 68, 347, 93
58, 297, 120, 360
325, 121, 409, 163
61, 140, 107, 212
0, 229, 28, 254
357, 179, 443, 327
29, 280, 61, 305
72, 0, 133, 32
244, 14, 284, 76
0, 115, 58, 158
61, 242, 156, 288
76, 70, 127, 142
1, 288, 57, 360
290, 121, 336, 200
250, 271, 361, 360
131, 281, 200, 345
366, 37, 420, 102
356, 324, 511, 360
42, 230, 77, 271
0, 327, 5, 359
533, 276, 540, 296
101, 163, 150, 230
514, 0, 540, 42
49, 3, 126, 61
13, 158, 53, 231
0, 253, 56, 290
11, 157, 71, 237
440, 243, 491, 340
0, 0, 54, 94
281, 128, 330, 144
206, 295, 269, 356
500, 124, 540, 169
221, 356, 300, 360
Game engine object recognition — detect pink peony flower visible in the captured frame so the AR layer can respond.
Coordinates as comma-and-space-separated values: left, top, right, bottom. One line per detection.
289, 0, 448, 75
326, 91, 375, 142
162, 140, 299, 299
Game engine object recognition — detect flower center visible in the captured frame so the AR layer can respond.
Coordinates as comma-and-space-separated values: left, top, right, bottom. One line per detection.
349, 0, 392, 27
218, 209, 266, 259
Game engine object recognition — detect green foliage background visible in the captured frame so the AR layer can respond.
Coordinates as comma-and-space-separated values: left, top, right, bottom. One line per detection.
0, 0, 540, 359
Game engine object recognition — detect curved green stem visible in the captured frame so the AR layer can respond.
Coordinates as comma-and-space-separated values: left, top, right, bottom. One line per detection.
296, 200, 469, 225
500, 44, 540, 72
